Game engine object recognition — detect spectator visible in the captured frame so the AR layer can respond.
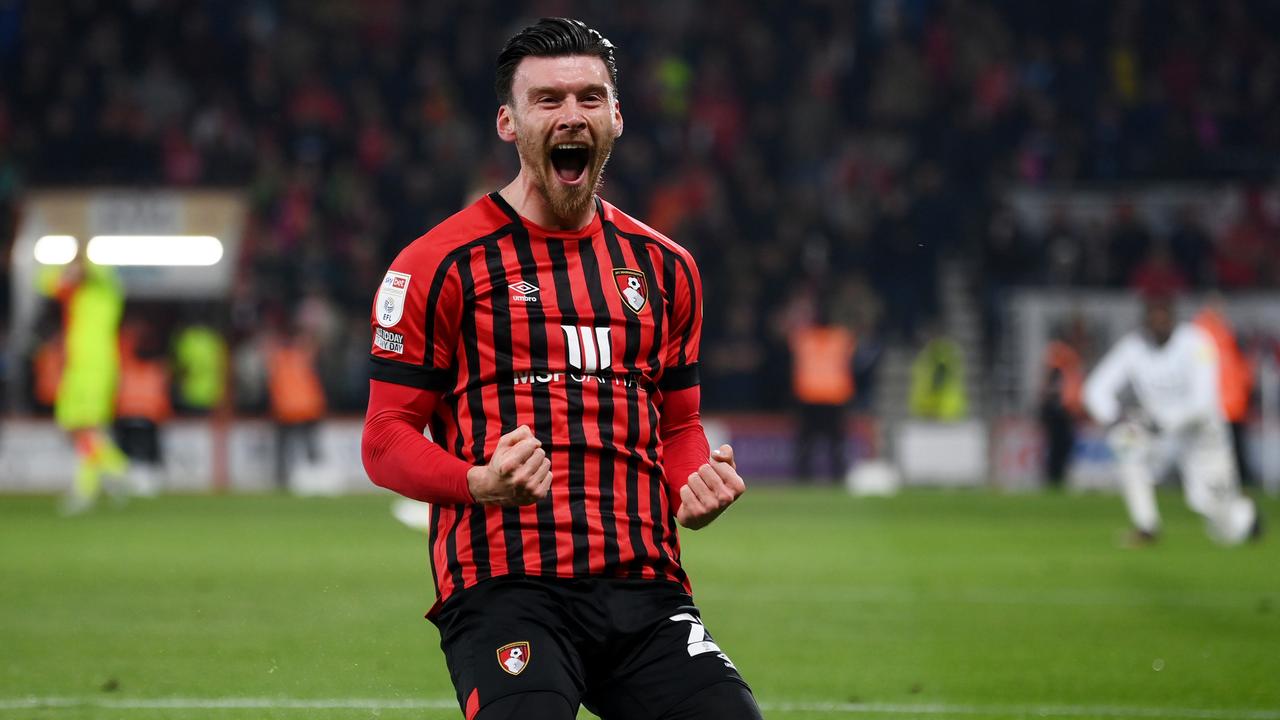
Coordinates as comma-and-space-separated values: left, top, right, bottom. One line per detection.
1216, 190, 1275, 289
1039, 321, 1087, 489
1167, 204, 1214, 288
37, 249, 129, 514
1038, 207, 1084, 287
1195, 298, 1256, 487
1107, 202, 1151, 287
909, 328, 968, 422
264, 322, 326, 492
115, 320, 172, 496
981, 205, 1034, 361
1128, 239, 1188, 297
172, 318, 227, 415
789, 306, 857, 483
703, 302, 765, 411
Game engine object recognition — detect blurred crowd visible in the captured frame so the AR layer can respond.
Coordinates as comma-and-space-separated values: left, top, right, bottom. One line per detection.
3, 0, 1280, 414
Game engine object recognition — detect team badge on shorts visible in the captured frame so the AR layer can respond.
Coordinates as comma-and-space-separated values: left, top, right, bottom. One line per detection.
496, 641, 531, 676
613, 268, 648, 314
376, 271, 411, 328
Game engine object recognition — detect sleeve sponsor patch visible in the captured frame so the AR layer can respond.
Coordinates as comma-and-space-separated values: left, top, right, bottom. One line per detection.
376, 271, 411, 328
374, 327, 405, 354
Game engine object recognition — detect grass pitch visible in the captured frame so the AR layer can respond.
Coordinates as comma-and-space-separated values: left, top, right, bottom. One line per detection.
2, 488, 1278, 719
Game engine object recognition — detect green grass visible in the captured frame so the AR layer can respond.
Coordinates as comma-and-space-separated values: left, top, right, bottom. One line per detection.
2, 489, 1278, 719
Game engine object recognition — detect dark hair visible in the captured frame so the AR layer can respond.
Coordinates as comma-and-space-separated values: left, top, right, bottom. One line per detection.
495, 18, 618, 105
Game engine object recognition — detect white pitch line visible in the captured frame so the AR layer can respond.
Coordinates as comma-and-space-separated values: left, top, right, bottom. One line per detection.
2, 697, 1278, 718
0, 697, 456, 710
110, 698, 459, 710
695, 586, 1278, 610
765, 701, 1280, 719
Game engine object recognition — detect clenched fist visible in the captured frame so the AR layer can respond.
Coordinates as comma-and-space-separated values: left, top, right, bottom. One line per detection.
676, 444, 746, 530
467, 425, 553, 506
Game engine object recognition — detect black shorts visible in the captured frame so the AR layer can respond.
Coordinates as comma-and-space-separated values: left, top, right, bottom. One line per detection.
432, 576, 752, 720
113, 418, 161, 463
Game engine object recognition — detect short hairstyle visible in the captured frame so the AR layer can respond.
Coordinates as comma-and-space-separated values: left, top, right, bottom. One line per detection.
495, 18, 618, 106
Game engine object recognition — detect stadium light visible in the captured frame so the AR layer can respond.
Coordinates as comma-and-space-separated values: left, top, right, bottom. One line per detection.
86, 235, 224, 266
33, 235, 80, 265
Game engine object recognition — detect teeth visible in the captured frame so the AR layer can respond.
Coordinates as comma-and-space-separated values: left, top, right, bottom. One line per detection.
552, 143, 589, 151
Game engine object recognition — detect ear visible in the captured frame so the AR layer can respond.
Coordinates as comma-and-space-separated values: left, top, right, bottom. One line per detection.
612, 98, 624, 139
496, 103, 517, 144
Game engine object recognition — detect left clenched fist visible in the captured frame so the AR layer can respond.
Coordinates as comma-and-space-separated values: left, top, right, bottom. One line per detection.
676, 444, 746, 530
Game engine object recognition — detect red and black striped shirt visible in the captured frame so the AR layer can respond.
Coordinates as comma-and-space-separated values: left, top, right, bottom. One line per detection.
369, 193, 703, 610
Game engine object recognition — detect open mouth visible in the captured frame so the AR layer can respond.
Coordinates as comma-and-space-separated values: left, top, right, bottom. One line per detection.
549, 143, 590, 184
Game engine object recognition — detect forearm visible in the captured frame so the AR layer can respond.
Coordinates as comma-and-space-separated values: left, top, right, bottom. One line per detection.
659, 385, 711, 515
1083, 340, 1137, 426
361, 380, 475, 504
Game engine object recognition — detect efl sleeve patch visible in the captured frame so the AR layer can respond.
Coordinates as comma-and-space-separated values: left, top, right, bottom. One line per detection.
376, 271, 412, 328
370, 252, 462, 386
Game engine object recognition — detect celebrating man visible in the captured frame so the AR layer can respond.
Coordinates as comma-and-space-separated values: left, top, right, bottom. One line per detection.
1084, 293, 1261, 546
361, 18, 761, 720
40, 247, 130, 514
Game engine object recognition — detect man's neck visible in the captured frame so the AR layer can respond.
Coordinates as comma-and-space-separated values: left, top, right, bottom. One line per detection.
498, 173, 596, 231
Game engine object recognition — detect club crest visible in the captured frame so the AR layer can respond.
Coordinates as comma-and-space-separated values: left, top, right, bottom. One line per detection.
613, 268, 648, 314
496, 641, 530, 676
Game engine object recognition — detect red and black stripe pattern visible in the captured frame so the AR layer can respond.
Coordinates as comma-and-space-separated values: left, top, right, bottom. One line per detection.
369, 193, 702, 610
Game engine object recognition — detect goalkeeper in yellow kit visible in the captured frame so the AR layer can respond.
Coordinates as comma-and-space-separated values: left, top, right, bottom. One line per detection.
39, 247, 129, 513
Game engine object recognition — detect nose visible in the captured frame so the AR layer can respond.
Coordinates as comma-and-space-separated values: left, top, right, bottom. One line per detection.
557, 116, 587, 133
556, 101, 588, 134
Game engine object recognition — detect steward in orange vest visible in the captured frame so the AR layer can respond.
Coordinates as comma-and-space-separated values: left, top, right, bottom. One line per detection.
789, 318, 857, 483
1194, 303, 1255, 486
265, 329, 327, 490
113, 322, 173, 495
1040, 331, 1086, 488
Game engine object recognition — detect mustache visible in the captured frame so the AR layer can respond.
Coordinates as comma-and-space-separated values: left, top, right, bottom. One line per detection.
547, 134, 593, 148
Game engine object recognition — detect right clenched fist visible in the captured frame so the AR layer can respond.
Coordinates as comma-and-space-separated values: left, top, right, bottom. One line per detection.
467, 425, 553, 506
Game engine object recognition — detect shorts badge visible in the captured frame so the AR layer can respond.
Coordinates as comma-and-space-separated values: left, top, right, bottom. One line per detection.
614, 268, 647, 314
376, 271, 411, 328
496, 641, 530, 676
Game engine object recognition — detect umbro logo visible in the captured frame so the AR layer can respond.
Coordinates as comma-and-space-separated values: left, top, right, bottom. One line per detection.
511, 280, 539, 303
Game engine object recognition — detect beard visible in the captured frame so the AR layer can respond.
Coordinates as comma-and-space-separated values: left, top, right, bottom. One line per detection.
514, 122, 615, 224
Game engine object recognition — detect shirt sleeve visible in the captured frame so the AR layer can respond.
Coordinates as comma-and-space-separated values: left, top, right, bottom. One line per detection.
1083, 336, 1133, 426
658, 251, 703, 391
361, 378, 475, 504
369, 247, 461, 391
658, 384, 710, 513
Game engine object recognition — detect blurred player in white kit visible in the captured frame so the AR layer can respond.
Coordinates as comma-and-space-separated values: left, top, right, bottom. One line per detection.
1083, 293, 1262, 546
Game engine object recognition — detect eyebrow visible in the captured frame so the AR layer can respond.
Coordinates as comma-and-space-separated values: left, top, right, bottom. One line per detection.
525, 83, 611, 99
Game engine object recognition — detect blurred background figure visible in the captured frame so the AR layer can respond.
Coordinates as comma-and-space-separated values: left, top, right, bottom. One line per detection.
30, 333, 63, 414
264, 318, 326, 492
114, 318, 172, 497
910, 328, 967, 422
789, 304, 857, 483
37, 248, 128, 514
1039, 319, 1087, 489
1084, 294, 1260, 546
1194, 297, 1255, 488
172, 311, 227, 416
